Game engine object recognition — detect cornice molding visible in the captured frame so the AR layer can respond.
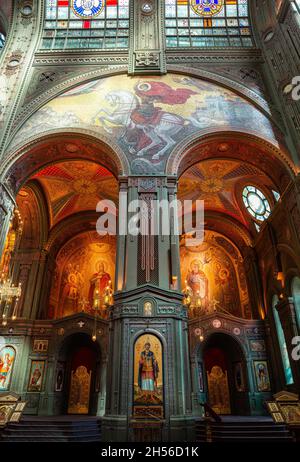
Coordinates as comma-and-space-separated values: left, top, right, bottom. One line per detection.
166, 48, 263, 63
1, 129, 130, 184
33, 51, 129, 66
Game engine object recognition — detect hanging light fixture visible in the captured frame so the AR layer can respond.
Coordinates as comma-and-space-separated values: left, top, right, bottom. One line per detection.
182, 280, 191, 309
0, 208, 23, 324
0, 276, 22, 325
91, 280, 114, 342
104, 280, 113, 310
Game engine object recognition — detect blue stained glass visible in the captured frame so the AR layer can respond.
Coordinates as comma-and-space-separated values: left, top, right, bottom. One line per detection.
0, 33, 5, 50
273, 296, 294, 386
165, 0, 253, 48
42, 0, 129, 50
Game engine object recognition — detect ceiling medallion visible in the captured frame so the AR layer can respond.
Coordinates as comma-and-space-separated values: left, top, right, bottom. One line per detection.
218, 143, 230, 152
212, 319, 222, 329
200, 177, 224, 193
72, 0, 104, 18
72, 178, 97, 195
65, 143, 79, 153
191, 0, 224, 17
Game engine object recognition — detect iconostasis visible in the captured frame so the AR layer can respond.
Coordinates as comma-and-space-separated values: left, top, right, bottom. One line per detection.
48, 231, 116, 320
180, 231, 251, 319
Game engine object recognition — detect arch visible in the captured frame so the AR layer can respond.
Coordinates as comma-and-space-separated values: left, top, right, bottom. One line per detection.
53, 331, 103, 416
16, 181, 49, 250
180, 229, 253, 319
47, 227, 116, 321
198, 331, 250, 415
271, 295, 294, 385
14, 66, 273, 139
45, 211, 103, 258
166, 130, 295, 182
3, 72, 288, 177
1, 130, 129, 195
129, 329, 169, 420
200, 212, 253, 249
195, 329, 248, 360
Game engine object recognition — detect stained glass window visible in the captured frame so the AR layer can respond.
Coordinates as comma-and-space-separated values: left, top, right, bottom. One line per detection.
165, 0, 253, 48
242, 186, 271, 222
292, 277, 300, 330
272, 295, 294, 386
0, 33, 5, 51
42, 0, 130, 50
272, 190, 281, 202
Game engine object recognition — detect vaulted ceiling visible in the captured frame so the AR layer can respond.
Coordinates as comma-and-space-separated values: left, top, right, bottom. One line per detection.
177, 158, 277, 230
30, 160, 118, 227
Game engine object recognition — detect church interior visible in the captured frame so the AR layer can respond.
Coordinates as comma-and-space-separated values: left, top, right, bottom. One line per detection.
0, 0, 300, 444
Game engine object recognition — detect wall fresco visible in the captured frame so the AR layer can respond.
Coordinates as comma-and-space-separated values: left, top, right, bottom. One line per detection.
180, 231, 251, 319
49, 231, 115, 320
0, 346, 15, 391
11, 74, 276, 174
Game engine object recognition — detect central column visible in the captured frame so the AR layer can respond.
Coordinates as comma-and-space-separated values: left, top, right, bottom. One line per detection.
276, 297, 300, 388
102, 177, 194, 442
129, 0, 166, 74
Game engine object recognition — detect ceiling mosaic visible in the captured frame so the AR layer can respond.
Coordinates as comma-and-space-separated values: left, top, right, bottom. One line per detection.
10, 73, 277, 175
33, 160, 118, 226
178, 159, 275, 227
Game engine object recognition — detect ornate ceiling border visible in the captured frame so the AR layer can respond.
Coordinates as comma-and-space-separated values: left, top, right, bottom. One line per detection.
1, 128, 130, 187
45, 211, 100, 256
165, 128, 296, 178
204, 211, 253, 249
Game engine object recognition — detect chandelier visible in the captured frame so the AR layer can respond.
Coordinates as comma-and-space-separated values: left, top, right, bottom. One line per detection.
92, 280, 113, 342
0, 208, 23, 325
0, 275, 22, 325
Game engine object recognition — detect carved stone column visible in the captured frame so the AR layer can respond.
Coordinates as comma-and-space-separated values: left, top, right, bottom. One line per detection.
103, 176, 193, 442
276, 297, 300, 387
129, 0, 166, 74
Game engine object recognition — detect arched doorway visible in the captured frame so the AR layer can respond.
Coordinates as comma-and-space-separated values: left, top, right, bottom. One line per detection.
202, 332, 250, 415
55, 333, 101, 416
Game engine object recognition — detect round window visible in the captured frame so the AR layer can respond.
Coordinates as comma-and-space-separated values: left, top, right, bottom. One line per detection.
242, 186, 271, 221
